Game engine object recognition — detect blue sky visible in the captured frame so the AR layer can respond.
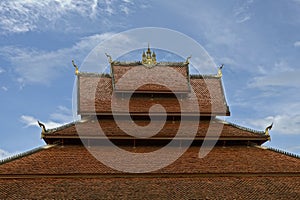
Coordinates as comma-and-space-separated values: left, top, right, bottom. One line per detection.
0, 0, 300, 159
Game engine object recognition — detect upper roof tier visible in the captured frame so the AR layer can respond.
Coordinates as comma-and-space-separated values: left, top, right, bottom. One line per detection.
77, 74, 230, 116
76, 47, 229, 116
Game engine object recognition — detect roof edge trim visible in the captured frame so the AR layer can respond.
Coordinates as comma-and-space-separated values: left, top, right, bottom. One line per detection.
78, 72, 111, 77
45, 121, 79, 134
0, 145, 56, 165
266, 146, 300, 159
111, 61, 188, 66
219, 119, 266, 136
190, 74, 221, 79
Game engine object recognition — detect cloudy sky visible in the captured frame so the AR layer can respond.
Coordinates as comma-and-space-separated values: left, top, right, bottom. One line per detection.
0, 0, 300, 159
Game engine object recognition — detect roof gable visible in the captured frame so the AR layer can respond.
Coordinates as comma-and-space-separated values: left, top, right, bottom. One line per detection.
112, 63, 190, 93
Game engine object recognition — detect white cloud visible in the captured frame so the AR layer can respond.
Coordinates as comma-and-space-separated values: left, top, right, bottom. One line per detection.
218, 57, 236, 66
247, 114, 300, 135
1, 86, 8, 91
236, 15, 251, 23
122, 0, 132, 3
0, 32, 114, 85
242, 102, 300, 135
49, 106, 73, 123
0, 67, 5, 74
248, 60, 300, 88
0, 148, 16, 160
287, 145, 300, 152
20, 115, 41, 127
120, 2, 241, 51
234, 0, 253, 23
20, 105, 73, 130
0, 0, 138, 34
121, 5, 130, 15
248, 70, 300, 88
294, 41, 300, 47
21, 115, 63, 130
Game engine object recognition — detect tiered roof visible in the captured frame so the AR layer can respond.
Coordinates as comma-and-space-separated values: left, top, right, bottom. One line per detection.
0, 47, 299, 199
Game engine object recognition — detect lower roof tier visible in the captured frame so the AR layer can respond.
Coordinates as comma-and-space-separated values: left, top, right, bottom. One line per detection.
1, 145, 299, 199
42, 118, 269, 144
1, 145, 299, 175
1, 176, 300, 199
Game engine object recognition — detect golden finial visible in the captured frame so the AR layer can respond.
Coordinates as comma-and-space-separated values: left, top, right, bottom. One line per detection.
265, 122, 273, 141
146, 43, 151, 59
217, 64, 224, 77
105, 53, 113, 64
185, 55, 192, 64
142, 44, 157, 66
72, 60, 79, 75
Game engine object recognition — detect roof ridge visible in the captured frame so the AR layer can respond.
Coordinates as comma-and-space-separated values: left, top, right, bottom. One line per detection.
266, 146, 300, 159
190, 74, 220, 79
112, 61, 187, 66
220, 119, 266, 135
46, 121, 78, 133
0, 145, 55, 165
78, 72, 111, 77
45, 119, 96, 133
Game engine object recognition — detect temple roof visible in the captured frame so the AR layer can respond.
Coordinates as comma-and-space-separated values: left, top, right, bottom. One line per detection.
78, 74, 230, 116
2, 47, 295, 199
77, 47, 230, 116
1, 145, 299, 199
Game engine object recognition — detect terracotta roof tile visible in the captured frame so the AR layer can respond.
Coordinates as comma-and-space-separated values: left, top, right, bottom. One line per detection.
43, 119, 267, 140
1, 176, 299, 199
1, 145, 299, 199
112, 65, 189, 92
78, 75, 229, 115
1, 146, 299, 175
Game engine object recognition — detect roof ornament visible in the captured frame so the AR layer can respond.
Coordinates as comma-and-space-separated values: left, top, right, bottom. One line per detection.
142, 44, 157, 66
217, 64, 224, 77
265, 122, 273, 141
185, 55, 192, 64
105, 53, 113, 64
37, 120, 47, 133
72, 60, 79, 75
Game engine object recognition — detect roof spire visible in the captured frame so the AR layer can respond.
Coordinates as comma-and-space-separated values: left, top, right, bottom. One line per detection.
105, 53, 113, 64
142, 44, 156, 66
37, 120, 47, 134
72, 60, 79, 75
217, 64, 224, 77
265, 122, 273, 141
185, 55, 192, 64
